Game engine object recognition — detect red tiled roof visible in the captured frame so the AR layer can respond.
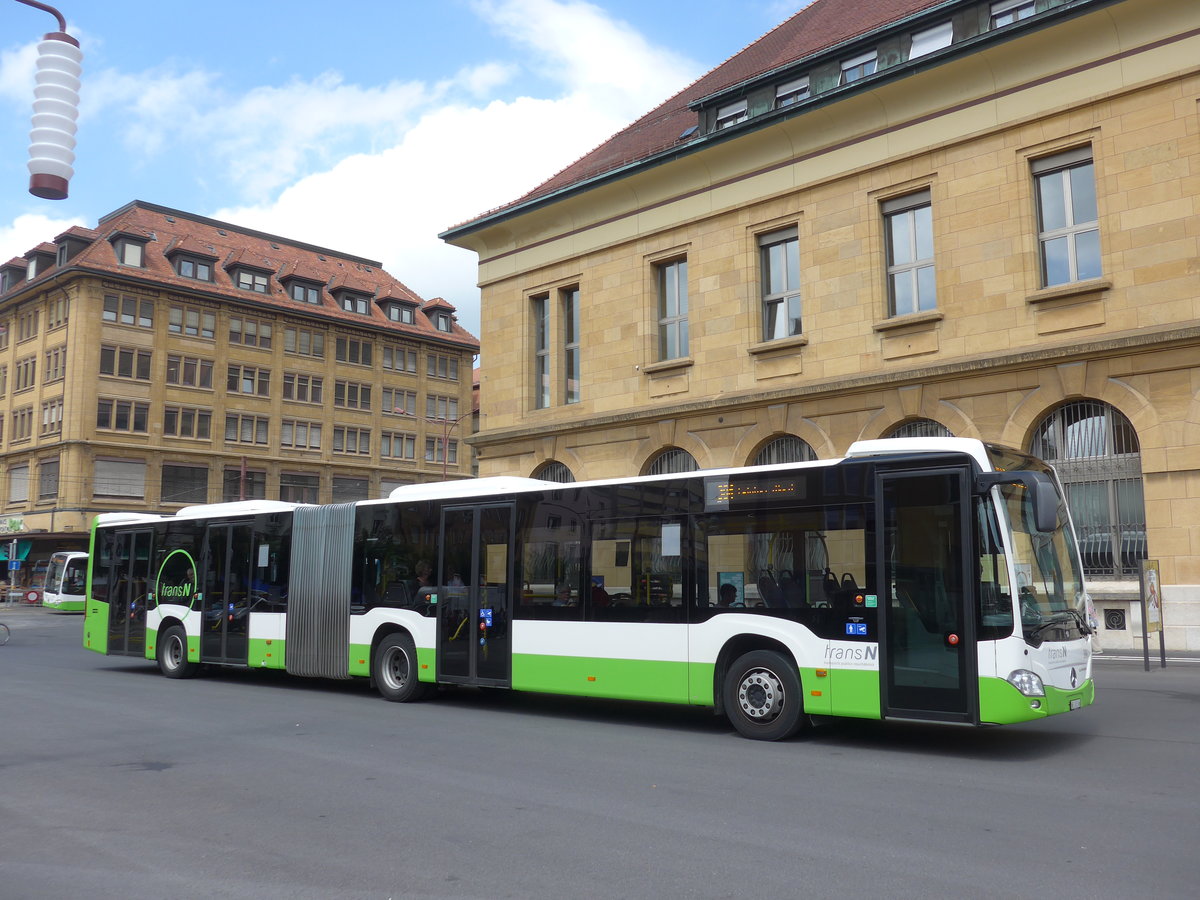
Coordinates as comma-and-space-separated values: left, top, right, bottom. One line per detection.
461, 0, 943, 226
3, 201, 478, 350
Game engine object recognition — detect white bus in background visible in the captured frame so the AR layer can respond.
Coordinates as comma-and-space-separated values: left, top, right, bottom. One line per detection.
43, 551, 88, 612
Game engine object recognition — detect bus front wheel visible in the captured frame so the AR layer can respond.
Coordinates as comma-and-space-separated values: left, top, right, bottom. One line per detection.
374, 633, 432, 702
157, 625, 198, 679
724, 650, 806, 741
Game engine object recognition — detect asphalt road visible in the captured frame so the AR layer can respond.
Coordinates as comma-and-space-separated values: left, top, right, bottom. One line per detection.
1, 606, 1197, 899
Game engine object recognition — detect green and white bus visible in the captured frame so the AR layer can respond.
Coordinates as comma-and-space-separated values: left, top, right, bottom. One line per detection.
42, 551, 88, 612
83, 438, 1094, 740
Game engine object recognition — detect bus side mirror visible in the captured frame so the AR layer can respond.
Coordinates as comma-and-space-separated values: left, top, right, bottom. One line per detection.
1033, 479, 1058, 533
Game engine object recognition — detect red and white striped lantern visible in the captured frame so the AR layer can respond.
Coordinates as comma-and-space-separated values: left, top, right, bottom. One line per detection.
27, 31, 83, 201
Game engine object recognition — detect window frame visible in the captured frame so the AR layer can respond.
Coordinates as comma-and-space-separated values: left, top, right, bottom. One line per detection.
1032, 147, 1101, 288
759, 227, 802, 341
883, 189, 937, 317
656, 258, 689, 362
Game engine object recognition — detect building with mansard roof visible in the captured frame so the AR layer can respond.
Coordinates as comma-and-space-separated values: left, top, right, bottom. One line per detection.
441, 0, 1199, 649
0, 200, 478, 579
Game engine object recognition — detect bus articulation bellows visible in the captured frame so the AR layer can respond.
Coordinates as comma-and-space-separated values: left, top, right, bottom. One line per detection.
83, 438, 1095, 740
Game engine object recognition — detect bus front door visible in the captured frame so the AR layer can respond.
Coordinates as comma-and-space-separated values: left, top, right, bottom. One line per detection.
437, 504, 514, 686
201, 522, 253, 665
107, 530, 152, 657
877, 468, 977, 723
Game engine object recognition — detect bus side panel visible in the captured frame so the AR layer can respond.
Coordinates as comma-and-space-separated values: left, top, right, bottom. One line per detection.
83, 599, 110, 654
826, 666, 882, 719
248, 613, 286, 670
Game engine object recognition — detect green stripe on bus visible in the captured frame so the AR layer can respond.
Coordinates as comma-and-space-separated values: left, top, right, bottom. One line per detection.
513, 653, 692, 704
979, 676, 1095, 724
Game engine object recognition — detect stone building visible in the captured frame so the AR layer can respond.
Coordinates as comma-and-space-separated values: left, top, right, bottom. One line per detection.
441, 0, 1199, 649
0, 200, 478, 577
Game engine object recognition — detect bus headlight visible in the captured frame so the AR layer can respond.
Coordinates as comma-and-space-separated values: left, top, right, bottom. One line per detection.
1007, 669, 1045, 697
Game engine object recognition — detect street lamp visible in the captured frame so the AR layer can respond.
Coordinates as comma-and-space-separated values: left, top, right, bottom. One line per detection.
16, 1, 82, 200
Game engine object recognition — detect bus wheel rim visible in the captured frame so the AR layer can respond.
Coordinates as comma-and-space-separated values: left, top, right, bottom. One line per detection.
382, 646, 409, 691
737, 668, 784, 722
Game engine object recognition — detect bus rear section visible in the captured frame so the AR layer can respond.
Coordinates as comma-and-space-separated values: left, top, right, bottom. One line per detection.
42, 551, 88, 612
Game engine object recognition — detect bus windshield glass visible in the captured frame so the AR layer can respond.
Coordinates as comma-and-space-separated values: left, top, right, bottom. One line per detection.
986, 446, 1088, 645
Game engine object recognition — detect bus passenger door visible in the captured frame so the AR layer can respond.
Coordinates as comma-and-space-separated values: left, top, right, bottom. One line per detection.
201, 522, 253, 665
107, 530, 152, 657
877, 468, 977, 723
437, 504, 514, 686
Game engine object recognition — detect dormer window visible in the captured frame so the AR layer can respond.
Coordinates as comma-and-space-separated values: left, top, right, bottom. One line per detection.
434, 312, 453, 333
715, 100, 748, 130
840, 51, 877, 84
1, 264, 26, 293
56, 237, 89, 266
909, 22, 953, 59
25, 252, 54, 280
386, 303, 416, 324
112, 236, 147, 268
175, 255, 212, 281
288, 281, 322, 304
991, 0, 1035, 29
234, 268, 270, 293
775, 77, 810, 108
337, 292, 370, 315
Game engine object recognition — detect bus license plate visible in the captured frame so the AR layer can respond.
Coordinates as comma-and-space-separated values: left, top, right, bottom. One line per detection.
1069, 699, 1081, 710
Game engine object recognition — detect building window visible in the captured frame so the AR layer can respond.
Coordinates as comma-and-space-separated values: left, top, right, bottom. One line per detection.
1029, 400, 1146, 578
333, 426, 371, 455
533, 461, 575, 483
281, 419, 322, 450
175, 255, 213, 281
223, 468, 266, 502
886, 419, 953, 439
234, 268, 270, 293
387, 304, 415, 324
43, 346, 66, 382
752, 436, 817, 466
285, 326, 325, 359
0, 365, 6, 397
532, 293, 550, 409
332, 477, 369, 503
645, 447, 698, 476
775, 77, 810, 108
38, 458, 59, 499
282, 373, 323, 404
225, 414, 269, 445
229, 316, 272, 348
41, 399, 63, 436
383, 388, 416, 416
0, 320, 8, 350
563, 287, 580, 405
289, 282, 322, 304
12, 407, 33, 442
656, 258, 689, 361
96, 399, 149, 433
338, 292, 370, 315
161, 465, 208, 504
46, 294, 69, 329
16, 308, 39, 342
883, 190, 936, 316
382, 345, 418, 373
434, 312, 453, 333
112, 237, 145, 267
991, 0, 1035, 29
279, 473, 319, 504
426, 394, 459, 421
335, 336, 373, 366
381, 431, 416, 460
425, 437, 458, 465
104, 294, 154, 328
168, 304, 216, 339
334, 381, 372, 410
15, 355, 37, 392
840, 50, 877, 84
163, 406, 212, 440
227, 365, 271, 397
8, 464, 29, 503
1033, 148, 1100, 287
760, 228, 801, 340
94, 459, 146, 499
715, 99, 748, 129
99, 345, 152, 381
166, 355, 214, 389
427, 353, 460, 381
909, 22, 953, 59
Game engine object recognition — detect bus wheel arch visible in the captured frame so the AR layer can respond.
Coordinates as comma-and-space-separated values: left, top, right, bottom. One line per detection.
157, 622, 198, 679
717, 639, 807, 741
372, 629, 434, 702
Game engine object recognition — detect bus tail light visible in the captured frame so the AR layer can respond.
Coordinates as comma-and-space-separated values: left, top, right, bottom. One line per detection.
1007, 669, 1045, 697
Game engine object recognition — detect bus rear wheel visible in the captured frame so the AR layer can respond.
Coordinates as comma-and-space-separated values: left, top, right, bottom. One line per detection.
374, 633, 433, 702
157, 625, 198, 679
724, 650, 805, 741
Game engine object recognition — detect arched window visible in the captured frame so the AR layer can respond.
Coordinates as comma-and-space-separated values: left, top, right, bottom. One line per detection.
533, 461, 575, 483
885, 418, 953, 439
752, 435, 817, 466
1029, 400, 1146, 578
645, 447, 698, 476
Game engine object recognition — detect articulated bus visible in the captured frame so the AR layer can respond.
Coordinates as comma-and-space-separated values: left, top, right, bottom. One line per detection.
42, 551, 88, 611
82, 438, 1094, 740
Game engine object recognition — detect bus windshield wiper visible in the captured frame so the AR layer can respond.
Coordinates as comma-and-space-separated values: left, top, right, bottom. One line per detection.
1027, 610, 1089, 641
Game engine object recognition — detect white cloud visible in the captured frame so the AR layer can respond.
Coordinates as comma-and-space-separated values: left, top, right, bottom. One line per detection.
0, 212, 85, 263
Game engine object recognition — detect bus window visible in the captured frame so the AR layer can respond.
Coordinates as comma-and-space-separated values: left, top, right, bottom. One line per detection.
587, 518, 685, 623
518, 507, 581, 620
977, 498, 1014, 640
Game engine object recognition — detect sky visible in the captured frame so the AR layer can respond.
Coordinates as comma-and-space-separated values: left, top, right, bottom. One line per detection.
1, 0, 797, 340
